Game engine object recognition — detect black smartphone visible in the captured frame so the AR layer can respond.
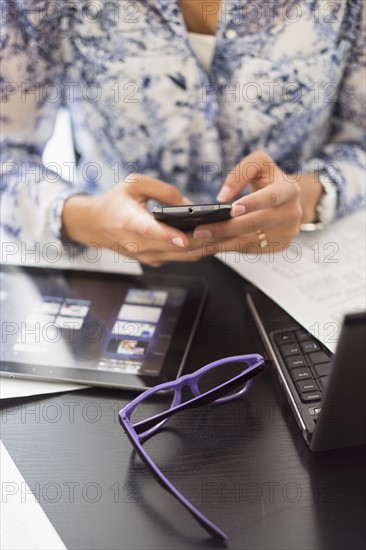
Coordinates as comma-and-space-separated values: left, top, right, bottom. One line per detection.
152, 204, 232, 231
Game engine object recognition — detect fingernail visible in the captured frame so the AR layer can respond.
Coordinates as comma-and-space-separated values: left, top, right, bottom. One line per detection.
172, 237, 186, 248
182, 196, 193, 205
216, 186, 231, 202
193, 229, 212, 240
232, 205, 246, 217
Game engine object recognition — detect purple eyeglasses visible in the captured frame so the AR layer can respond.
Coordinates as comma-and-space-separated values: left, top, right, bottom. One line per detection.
119, 353, 265, 541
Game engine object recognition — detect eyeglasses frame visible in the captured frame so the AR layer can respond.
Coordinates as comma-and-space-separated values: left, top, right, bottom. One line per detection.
119, 353, 266, 541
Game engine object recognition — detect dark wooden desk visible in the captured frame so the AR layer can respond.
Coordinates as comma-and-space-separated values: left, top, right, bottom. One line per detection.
1, 258, 365, 550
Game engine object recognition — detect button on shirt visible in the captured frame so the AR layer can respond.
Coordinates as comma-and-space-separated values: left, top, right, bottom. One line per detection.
224, 28, 237, 39
1, 0, 365, 246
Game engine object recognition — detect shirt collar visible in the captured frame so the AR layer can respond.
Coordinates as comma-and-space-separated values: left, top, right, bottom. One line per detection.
148, 0, 237, 39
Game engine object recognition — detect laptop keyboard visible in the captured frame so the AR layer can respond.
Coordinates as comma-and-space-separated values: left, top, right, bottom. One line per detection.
274, 328, 333, 409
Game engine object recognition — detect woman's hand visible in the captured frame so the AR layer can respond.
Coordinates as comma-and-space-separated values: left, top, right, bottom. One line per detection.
62, 175, 203, 266
189, 151, 322, 258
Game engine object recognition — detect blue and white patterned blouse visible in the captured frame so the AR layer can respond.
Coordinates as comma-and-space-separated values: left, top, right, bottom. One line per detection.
1, 0, 365, 246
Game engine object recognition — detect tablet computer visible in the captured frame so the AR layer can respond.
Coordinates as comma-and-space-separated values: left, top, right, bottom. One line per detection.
0, 265, 207, 390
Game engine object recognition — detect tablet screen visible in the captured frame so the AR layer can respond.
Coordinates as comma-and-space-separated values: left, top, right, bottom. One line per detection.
0, 265, 207, 389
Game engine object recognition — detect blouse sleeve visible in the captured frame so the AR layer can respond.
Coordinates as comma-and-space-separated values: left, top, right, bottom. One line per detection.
0, 0, 81, 248
301, 2, 366, 220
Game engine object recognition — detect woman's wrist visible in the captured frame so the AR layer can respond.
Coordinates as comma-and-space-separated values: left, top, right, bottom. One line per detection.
297, 172, 324, 223
61, 194, 97, 245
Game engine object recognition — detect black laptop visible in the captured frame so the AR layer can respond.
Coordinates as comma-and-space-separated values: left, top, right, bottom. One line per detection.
246, 288, 366, 452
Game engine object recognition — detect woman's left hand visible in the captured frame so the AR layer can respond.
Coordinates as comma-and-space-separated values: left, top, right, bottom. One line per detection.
188, 151, 316, 258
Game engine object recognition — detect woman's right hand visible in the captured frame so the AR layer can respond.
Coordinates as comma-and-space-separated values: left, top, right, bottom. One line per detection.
61, 175, 201, 267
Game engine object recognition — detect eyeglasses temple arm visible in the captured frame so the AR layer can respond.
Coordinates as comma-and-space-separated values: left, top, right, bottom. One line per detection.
122, 423, 228, 541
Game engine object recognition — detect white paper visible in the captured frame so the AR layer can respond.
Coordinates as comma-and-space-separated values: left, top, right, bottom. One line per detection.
0, 441, 67, 550
0, 241, 142, 276
218, 210, 366, 353
0, 377, 87, 400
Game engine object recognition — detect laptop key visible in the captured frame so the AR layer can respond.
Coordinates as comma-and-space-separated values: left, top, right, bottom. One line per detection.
308, 351, 331, 366
308, 406, 322, 416
290, 367, 313, 382
285, 355, 307, 370
275, 333, 296, 345
296, 380, 318, 393
281, 343, 301, 357
301, 341, 321, 354
296, 329, 311, 342
314, 363, 332, 377
300, 392, 322, 403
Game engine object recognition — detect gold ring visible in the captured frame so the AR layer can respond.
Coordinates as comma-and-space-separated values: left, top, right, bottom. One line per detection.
256, 230, 268, 249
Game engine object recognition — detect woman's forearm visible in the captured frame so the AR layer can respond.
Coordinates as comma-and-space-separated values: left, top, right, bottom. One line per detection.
62, 194, 97, 244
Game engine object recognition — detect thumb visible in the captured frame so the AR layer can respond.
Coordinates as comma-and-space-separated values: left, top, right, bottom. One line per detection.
216, 151, 274, 202
126, 175, 192, 206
